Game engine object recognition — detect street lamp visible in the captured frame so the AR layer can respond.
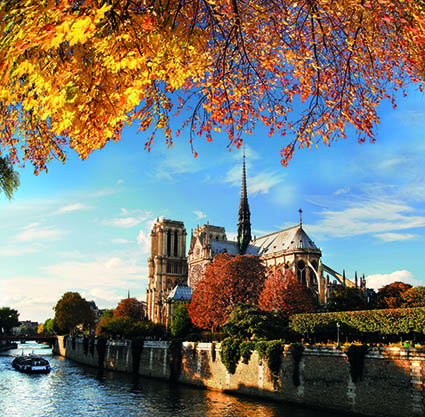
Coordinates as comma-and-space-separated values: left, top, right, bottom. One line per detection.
336, 322, 340, 346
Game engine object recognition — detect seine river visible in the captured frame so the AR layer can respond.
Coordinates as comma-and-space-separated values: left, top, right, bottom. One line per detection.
0, 342, 348, 417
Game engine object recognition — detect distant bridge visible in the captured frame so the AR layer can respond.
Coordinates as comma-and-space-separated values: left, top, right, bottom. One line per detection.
0, 334, 57, 344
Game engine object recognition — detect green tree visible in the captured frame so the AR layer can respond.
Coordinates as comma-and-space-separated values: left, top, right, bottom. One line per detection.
0, 307, 20, 334
0, 156, 19, 199
97, 316, 166, 339
327, 287, 368, 312
171, 304, 194, 339
54, 292, 95, 334
97, 316, 137, 339
223, 304, 286, 341
401, 286, 425, 308
43, 318, 56, 335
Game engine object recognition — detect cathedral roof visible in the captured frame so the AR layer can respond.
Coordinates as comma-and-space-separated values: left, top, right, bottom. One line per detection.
210, 240, 240, 256
166, 284, 192, 302
247, 225, 320, 256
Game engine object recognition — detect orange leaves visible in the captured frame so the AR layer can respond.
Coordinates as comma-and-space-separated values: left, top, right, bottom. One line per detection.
0, 0, 424, 171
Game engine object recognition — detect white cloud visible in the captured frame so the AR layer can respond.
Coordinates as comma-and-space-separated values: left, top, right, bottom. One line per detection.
154, 151, 201, 180
0, 246, 41, 256
366, 270, 421, 290
307, 200, 425, 240
194, 210, 207, 220
374, 232, 418, 242
224, 165, 284, 196
15, 224, 66, 243
137, 230, 150, 254
56, 203, 91, 215
104, 257, 122, 269
112, 238, 132, 244
335, 187, 350, 196
103, 209, 152, 229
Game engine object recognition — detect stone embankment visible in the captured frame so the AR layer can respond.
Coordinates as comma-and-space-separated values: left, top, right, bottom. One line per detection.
54, 337, 425, 417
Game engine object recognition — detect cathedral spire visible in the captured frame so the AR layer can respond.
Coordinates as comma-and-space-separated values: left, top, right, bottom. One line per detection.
237, 151, 251, 254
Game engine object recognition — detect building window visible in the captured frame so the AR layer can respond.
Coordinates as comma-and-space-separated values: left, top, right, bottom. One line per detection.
167, 230, 171, 256
174, 230, 178, 257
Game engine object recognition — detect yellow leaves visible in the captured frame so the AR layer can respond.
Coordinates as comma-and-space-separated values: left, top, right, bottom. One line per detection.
0, 0, 422, 172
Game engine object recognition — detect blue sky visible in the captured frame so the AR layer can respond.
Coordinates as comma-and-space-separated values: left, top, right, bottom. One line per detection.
0, 88, 424, 323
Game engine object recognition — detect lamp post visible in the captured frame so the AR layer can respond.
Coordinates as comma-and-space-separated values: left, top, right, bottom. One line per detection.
336, 322, 340, 346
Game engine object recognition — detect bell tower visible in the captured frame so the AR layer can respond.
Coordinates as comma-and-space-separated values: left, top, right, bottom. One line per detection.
146, 217, 187, 324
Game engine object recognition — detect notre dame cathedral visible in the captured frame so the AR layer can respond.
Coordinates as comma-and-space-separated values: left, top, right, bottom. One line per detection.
146, 156, 367, 325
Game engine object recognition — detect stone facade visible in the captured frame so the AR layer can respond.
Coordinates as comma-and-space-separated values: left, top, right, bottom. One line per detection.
55, 338, 425, 417
145, 217, 187, 324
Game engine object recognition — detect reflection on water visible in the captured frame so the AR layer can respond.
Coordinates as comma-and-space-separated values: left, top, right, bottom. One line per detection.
0, 342, 346, 417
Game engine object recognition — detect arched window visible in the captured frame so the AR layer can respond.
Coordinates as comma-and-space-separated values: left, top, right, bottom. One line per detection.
297, 260, 306, 285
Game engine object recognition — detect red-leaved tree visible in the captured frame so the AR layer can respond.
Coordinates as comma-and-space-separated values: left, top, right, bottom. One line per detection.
114, 297, 145, 321
259, 269, 316, 319
375, 281, 413, 309
188, 253, 266, 331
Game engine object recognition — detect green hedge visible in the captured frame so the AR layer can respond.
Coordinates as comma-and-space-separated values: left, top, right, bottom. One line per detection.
290, 307, 425, 337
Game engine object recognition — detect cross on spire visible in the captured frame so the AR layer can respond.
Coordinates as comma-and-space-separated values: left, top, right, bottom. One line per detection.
299, 208, 303, 227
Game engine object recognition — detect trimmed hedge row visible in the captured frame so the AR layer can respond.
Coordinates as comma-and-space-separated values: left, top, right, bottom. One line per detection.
290, 307, 425, 336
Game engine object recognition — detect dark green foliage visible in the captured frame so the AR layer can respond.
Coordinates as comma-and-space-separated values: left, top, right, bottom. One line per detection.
265, 341, 284, 379
96, 337, 108, 368
255, 340, 269, 359
223, 304, 286, 340
346, 344, 368, 383
171, 304, 194, 338
97, 317, 166, 340
54, 292, 95, 334
240, 341, 256, 364
220, 337, 242, 374
327, 287, 368, 312
290, 307, 425, 339
0, 307, 20, 334
169, 340, 182, 382
131, 337, 144, 374
289, 342, 304, 386
0, 156, 19, 199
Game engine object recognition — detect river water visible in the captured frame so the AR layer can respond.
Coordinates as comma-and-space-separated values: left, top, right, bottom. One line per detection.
0, 342, 348, 417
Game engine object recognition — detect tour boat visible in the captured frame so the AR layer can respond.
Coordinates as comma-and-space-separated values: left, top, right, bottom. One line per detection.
12, 352, 51, 374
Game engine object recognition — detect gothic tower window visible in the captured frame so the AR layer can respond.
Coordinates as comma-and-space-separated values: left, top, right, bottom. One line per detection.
167, 229, 171, 256
174, 230, 178, 256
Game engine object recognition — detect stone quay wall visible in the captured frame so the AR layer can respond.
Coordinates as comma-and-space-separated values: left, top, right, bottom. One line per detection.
54, 337, 425, 417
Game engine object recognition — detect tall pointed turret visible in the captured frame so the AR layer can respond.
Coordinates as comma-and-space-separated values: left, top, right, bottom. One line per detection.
237, 152, 251, 254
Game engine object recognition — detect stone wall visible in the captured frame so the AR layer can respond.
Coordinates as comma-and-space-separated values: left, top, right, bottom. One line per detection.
54, 338, 425, 417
